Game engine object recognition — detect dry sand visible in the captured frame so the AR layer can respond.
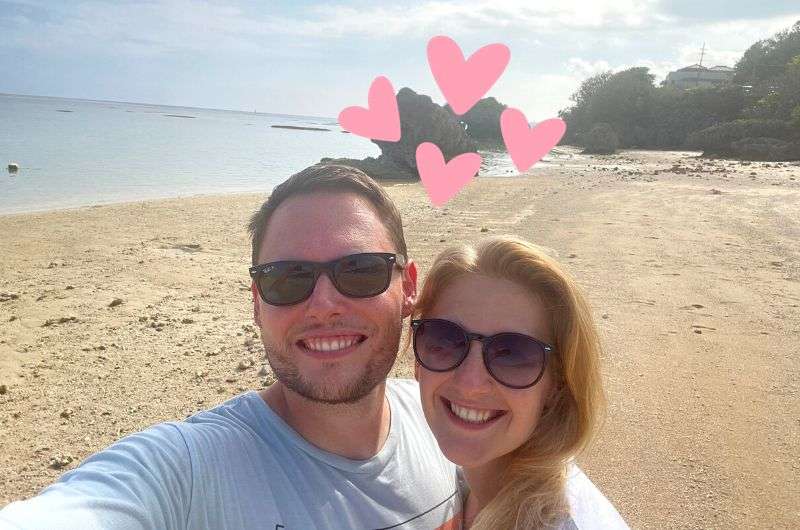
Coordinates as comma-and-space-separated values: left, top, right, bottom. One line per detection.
1, 149, 798, 529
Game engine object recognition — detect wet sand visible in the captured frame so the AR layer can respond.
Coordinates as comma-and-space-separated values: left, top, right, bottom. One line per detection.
1, 149, 798, 529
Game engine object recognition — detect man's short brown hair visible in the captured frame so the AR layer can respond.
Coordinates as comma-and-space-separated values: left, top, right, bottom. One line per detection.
247, 164, 408, 265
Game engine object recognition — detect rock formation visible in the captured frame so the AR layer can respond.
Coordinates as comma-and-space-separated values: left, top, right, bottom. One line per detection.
323, 87, 478, 180
446, 96, 507, 144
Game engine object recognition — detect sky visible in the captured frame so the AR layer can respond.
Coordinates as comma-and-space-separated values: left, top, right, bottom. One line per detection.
1, 0, 799, 120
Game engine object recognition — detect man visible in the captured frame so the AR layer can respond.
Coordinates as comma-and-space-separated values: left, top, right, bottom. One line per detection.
0, 165, 461, 529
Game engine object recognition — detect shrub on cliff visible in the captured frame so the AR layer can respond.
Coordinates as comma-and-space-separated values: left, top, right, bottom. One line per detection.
686, 119, 796, 153
582, 123, 619, 154
728, 137, 800, 161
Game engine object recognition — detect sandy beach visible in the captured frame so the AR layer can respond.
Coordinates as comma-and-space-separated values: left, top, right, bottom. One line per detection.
1, 149, 798, 529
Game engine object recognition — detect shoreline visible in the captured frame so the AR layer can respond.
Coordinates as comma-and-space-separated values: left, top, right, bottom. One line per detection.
1, 149, 798, 529
0, 179, 423, 218
0, 146, 598, 217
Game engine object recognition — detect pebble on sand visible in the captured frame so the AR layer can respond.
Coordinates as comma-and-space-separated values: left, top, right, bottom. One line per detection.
42, 316, 78, 327
108, 298, 124, 308
48, 454, 75, 469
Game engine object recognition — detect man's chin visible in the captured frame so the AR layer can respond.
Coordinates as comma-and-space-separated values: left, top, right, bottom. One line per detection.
283, 375, 382, 405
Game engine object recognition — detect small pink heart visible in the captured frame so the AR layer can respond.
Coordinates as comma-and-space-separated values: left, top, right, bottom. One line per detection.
500, 110, 566, 173
338, 76, 401, 142
427, 35, 510, 116
416, 143, 481, 207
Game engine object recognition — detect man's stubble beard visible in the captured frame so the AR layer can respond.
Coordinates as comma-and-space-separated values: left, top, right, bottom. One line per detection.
262, 319, 403, 405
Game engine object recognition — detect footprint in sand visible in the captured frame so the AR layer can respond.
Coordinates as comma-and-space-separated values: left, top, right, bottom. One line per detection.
691, 324, 716, 334
680, 304, 705, 310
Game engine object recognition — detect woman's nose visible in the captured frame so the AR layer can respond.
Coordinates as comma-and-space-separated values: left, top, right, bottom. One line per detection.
451, 340, 494, 390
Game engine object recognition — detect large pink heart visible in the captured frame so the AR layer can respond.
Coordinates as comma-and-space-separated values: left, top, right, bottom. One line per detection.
338, 76, 401, 142
416, 142, 482, 207
500, 109, 566, 173
427, 35, 510, 116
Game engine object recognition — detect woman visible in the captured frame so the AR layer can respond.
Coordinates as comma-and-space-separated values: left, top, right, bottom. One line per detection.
411, 236, 627, 529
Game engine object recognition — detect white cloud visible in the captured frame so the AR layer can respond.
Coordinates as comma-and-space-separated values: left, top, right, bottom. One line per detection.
259, 0, 669, 38
566, 58, 612, 78
2, 0, 278, 55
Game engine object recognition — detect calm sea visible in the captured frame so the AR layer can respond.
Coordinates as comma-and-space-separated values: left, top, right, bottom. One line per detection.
0, 93, 538, 215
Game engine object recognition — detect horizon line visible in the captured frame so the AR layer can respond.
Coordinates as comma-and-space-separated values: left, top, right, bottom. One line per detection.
0, 91, 336, 121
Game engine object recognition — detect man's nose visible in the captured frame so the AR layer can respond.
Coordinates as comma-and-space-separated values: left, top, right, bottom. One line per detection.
303, 271, 346, 319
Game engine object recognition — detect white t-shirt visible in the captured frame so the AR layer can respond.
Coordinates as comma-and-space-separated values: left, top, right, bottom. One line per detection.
0, 379, 461, 529
456, 461, 628, 529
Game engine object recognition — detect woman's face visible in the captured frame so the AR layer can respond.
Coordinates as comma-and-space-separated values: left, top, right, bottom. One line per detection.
416, 273, 555, 469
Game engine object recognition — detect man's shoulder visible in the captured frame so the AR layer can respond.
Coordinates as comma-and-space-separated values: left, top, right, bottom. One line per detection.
174, 390, 269, 447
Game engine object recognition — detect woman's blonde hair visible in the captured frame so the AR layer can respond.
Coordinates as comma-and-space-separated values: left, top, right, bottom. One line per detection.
412, 236, 605, 529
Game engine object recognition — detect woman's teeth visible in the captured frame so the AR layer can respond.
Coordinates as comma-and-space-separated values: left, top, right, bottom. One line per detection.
302, 336, 361, 352
449, 401, 499, 423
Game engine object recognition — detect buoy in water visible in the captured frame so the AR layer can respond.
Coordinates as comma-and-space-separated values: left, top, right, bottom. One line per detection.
8, 163, 19, 173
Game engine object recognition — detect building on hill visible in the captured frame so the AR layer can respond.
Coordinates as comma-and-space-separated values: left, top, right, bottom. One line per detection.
664, 65, 735, 89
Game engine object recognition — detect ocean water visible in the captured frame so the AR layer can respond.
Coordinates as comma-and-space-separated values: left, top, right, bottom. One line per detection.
0, 93, 555, 215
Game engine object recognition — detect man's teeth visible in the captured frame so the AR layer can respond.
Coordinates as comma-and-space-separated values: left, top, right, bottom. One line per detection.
450, 402, 498, 424
303, 336, 360, 352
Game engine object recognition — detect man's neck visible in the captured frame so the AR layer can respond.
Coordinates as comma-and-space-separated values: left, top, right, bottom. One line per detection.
258, 381, 391, 460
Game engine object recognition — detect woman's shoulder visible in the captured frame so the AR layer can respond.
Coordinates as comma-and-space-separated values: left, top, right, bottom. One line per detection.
563, 464, 628, 529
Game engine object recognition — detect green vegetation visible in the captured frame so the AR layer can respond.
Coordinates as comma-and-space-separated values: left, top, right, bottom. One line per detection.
558, 20, 800, 159
582, 123, 619, 154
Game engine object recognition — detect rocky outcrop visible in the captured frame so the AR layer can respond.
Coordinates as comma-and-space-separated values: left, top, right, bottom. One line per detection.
323, 87, 477, 180
374, 87, 477, 170
318, 155, 416, 181
447, 96, 507, 143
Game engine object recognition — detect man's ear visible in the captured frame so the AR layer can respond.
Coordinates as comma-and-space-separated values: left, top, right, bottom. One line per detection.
251, 280, 261, 324
401, 259, 418, 318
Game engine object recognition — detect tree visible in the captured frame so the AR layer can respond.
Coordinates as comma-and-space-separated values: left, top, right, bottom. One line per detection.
584, 67, 657, 146
560, 71, 613, 144
733, 20, 800, 86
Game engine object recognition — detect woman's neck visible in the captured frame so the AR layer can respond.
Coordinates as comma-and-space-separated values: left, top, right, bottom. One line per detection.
461, 455, 511, 527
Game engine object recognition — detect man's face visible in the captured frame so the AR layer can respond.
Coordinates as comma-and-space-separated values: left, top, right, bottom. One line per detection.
253, 192, 416, 404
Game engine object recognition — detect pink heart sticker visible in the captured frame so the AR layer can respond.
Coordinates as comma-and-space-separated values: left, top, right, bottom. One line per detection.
416, 142, 482, 207
427, 36, 510, 116
500, 110, 566, 173
338, 76, 401, 142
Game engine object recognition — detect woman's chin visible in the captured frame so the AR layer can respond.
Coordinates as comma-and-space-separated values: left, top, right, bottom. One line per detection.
437, 438, 495, 469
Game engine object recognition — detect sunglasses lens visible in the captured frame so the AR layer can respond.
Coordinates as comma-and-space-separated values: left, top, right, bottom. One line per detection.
333, 254, 392, 297
413, 320, 467, 371
259, 262, 315, 305
485, 334, 547, 388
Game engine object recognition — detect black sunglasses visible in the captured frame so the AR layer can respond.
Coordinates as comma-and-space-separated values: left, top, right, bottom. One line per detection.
411, 318, 552, 389
249, 252, 406, 306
